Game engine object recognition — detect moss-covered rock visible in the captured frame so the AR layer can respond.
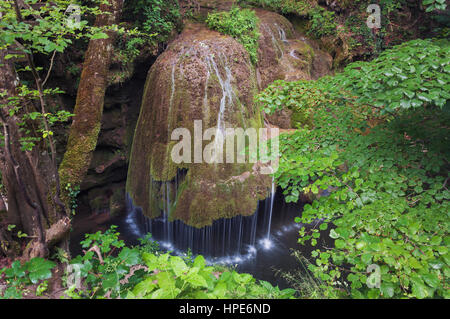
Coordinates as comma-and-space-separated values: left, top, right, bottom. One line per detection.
256, 9, 331, 88
255, 9, 332, 128
127, 23, 272, 228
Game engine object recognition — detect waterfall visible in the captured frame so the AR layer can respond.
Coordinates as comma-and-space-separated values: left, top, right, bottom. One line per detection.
204, 52, 242, 162
127, 186, 277, 259
275, 23, 288, 43
205, 54, 235, 136
263, 24, 284, 59
267, 177, 276, 238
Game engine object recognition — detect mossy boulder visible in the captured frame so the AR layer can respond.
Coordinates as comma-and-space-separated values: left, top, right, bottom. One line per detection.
127, 23, 272, 228
255, 9, 332, 128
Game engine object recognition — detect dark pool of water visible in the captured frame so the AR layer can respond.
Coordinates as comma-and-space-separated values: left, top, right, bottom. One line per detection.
70, 188, 331, 289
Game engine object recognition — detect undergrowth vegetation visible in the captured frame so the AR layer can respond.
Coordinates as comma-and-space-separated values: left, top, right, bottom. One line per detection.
258, 38, 450, 298
113, 0, 182, 67
0, 226, 296, 299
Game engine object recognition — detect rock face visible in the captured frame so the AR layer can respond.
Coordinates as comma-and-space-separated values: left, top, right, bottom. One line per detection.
77, 61, 150, 215
255, 9, 332, 128
126, 10, 333, 228
256, 9, 332, 87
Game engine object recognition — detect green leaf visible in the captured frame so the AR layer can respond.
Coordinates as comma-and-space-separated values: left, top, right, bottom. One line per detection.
422, 273, 439, 288
186, 273, 208, 288
118, 247, 140, 266
380, 282, 395, 298
361, 254, 372, 265
170, 256, 188, 276
26, 258, 56, 284
193, 255, 206, 269
91, 32, 109, 40
102, 272, 119, 290
411, 281, 429, 299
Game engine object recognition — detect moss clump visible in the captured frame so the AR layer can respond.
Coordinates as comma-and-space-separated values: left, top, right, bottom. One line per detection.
59, 121, 101, 203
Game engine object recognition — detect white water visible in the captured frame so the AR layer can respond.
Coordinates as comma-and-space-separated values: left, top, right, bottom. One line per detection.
267, 177, 276, 238
205, 54, 235, 136
167, 63, 176, 134
263, 24, 284, 59
204, 53, 238, 161
275, 23, 288, 43
289, 49, 301, 60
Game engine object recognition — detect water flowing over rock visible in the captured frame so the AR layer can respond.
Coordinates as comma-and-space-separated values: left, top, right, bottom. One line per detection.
126, 10, 333, 230
127, 23, 271, 228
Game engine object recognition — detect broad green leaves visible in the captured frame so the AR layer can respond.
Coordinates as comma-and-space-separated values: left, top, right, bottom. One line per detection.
258, 39, 449, 299
138, 252, 295, 299
335, 39, 450, 113
0, 257, 56, 298
26, 258, 56, 284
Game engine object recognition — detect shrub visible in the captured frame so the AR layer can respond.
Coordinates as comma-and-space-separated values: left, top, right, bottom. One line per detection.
123, 0, 181, 42
1, 226, 296, 299
307, 6, 337, 39
258, 38, 450, 298
206, 7, 261, 64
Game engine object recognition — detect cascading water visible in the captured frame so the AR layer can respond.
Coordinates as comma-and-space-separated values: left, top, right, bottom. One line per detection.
204, 52, 237, 160
267, 177, 275, 238
263, 24, 284, 59
275, 23, 288, 43
126, 175, 277, 262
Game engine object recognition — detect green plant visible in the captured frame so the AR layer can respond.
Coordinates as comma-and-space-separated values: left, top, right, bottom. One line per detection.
333, 39, 450, 112
206, 7, 261, 64
36, 280, 48, 296
137, 233, 160, 254
127, 253, 296, 299
238, 0, 316, 16
123, 0, 181, 43
307, 6, 337, 39
65, 226, 296, 299
258, 38, 450, 298
276, 251, 344, 298
0, 258, 56, 299
64, 183, 80, 215
422, 0, 447, 12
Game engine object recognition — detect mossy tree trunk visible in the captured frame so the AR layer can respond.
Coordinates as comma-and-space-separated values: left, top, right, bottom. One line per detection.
58, 0, 123, 199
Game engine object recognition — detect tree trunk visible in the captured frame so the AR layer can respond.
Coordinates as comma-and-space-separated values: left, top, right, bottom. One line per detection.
58, 0, 124, 197
0, 49, 54, 258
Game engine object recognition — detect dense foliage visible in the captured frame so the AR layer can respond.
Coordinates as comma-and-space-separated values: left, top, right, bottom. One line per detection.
258, 38, 450, 298
206, 7, 261, 64
239, 0, 449, 64
123, 0, 181, 42
0, 227, 296, 299
0, 0, 107, 150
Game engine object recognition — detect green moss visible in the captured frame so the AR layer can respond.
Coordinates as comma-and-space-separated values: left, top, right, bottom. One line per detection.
59, 121, 101, 190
